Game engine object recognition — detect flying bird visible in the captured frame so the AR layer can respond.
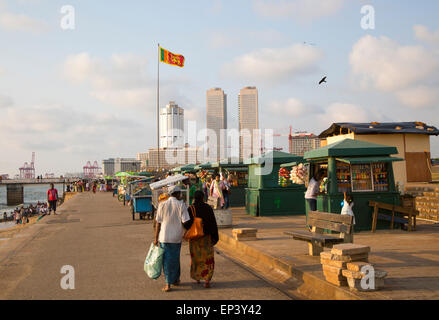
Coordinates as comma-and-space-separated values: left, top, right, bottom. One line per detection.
319, 77, 327, 85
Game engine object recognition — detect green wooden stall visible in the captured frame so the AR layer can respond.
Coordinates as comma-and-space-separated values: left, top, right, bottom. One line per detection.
304, 139, 403, 231
211, 160, 248, 207
244, 151, 306, 217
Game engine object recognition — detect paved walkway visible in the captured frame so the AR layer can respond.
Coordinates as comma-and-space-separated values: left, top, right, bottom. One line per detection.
218, 209, 439, 300
0, 193, 290, 300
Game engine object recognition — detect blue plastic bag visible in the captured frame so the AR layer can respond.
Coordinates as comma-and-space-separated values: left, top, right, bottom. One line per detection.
144, 243, 164, 280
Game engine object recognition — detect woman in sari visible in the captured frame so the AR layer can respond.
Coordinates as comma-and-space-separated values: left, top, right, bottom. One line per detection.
184, 191, 219, 288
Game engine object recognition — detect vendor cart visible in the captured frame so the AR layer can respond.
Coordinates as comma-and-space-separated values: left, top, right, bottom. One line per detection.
150, 174, 190, 209
131, 187, 153, 221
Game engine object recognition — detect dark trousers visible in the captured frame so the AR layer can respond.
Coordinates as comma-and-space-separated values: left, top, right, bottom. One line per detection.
307, 199, 317, 212
223, 192, 230, 209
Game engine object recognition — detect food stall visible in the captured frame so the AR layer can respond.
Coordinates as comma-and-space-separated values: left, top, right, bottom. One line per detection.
304, 139, 403, 231
244, 151, 306, 217
195, 162, 217, 188
211, 160, 249, 207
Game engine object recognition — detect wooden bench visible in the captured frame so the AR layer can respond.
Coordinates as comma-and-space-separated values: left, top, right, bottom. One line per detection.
369, 201, 419, 232
284, 211, 354, 256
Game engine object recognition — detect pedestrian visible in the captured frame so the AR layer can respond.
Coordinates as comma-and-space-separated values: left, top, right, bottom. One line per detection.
154, 185, 191, 292
47, 183, 59, 215
189, 180, 197, 205
210, 175, 224, 208
305, 170, 324, 212
3, 212, 7, 222
15, 209, 21, 225
113, 183, 118, 197
220, 175, 231, 209
341, 192, 356, 225
184, 191, 219, 288
202, 177, 211, 202
92, 183, 97, 194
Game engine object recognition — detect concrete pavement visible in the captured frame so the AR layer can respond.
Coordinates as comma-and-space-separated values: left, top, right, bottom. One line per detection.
218, 209, 439, 300
0, 192, 291, 300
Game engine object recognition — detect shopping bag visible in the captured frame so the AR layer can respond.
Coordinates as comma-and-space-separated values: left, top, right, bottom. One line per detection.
144, 243, 164, 280
184, 206, 204, 240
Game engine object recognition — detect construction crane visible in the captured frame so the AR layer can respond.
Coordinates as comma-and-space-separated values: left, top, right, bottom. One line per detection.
83, 161, 101, 179
262, 126, 294, 153
19, 152, 36, 179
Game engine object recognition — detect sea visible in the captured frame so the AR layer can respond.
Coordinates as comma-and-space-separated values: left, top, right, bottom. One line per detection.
0, 184, 65, 219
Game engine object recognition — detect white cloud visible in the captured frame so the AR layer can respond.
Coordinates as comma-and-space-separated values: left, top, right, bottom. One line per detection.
269, 98, 306, 117
414, 25, 439, 46
0, 103, 144, 152
0, 11, 48, 32
64, 53, 155, 107
253, 0, 345, 22
318, 103, 369, 124
350, 35, 438, 92
350, 35, 439, 108
222, 43, 323, 83
395, 86, 439, 109
0, 94, 13, 108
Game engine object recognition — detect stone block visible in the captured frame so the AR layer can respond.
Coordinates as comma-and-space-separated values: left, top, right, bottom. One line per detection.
320, 258, 347, 269
346, 262, 374, 272
331, 244, 371, 256
322, 264, 343, 276
320, 251, 369, 262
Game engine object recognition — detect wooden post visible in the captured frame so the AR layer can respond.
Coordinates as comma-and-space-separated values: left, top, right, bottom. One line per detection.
372, 203, 378, 233
308, 241, 323, 256
391, 205, 395, 230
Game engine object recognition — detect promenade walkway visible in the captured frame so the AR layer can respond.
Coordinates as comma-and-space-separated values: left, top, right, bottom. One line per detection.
217, 209, 439, 300
0, 193, 290, 300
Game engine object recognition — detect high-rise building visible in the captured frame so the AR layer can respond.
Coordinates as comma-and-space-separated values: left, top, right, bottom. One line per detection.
290, 133, 322, 156
102, 158, 141, 176
146, 147, 204, 170
206, 88, 227, 161
160, 101, 184, 149
137, 153, 149, 171
239, 86, 259, 160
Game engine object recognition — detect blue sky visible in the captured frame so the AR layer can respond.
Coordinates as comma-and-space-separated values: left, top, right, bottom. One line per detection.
0, 0, 438, 175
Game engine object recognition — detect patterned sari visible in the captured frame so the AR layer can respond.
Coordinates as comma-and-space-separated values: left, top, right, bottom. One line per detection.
189, 235, 215, 281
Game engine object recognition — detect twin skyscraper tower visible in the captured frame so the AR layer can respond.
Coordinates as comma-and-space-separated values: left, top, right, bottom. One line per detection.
207, 87, 259, 162
158, 87, 259, 165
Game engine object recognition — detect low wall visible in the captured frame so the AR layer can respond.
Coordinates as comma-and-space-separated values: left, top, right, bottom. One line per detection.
63, 192, 78, 202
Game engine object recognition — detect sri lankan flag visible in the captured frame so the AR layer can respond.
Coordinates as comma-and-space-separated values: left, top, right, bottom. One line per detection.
160, 47, 185, 68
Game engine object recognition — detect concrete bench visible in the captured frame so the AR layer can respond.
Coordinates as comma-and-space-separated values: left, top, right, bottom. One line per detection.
284, 211, 354, 256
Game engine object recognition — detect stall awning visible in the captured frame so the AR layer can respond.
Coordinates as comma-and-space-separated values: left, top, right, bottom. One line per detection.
336, 157, 404, 164
224, 167, 248, 172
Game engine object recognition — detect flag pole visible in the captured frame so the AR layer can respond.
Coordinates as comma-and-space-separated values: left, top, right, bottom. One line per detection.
157, 43, 160, 172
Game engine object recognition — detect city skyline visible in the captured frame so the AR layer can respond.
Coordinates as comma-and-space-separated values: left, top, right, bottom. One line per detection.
0, 1, 438, 176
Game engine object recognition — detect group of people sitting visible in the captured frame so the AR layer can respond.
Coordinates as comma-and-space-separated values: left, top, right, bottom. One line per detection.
2, 202, 50, 225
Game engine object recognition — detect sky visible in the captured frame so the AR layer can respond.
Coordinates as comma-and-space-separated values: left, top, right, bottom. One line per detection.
0, 0, 438, 176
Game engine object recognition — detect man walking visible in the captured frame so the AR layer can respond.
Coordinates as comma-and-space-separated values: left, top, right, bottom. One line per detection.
154, 185, 190, 292
47, 183, 59, 215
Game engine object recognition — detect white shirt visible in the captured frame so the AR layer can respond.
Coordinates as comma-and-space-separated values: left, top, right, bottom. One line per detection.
156, 197, 190, 244
341, 201, 356, 225
305, 178, 320, 200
